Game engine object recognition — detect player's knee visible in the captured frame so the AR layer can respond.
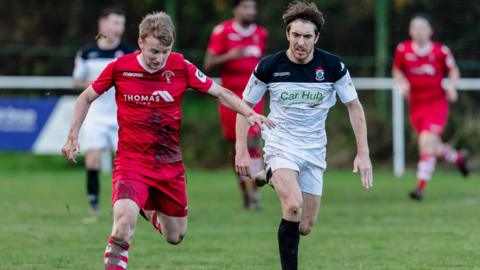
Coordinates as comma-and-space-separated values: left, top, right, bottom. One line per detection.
299, 226, 311, 236
114, 215, 136, 241
165, 232, 185, 245
284, 199, 302, 219
299, 220, 315, 236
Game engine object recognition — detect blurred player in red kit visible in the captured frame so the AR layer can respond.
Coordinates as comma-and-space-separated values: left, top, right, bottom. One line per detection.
204, 0, 268, 210
62, 11, 273, 270
392, 15, 469, 200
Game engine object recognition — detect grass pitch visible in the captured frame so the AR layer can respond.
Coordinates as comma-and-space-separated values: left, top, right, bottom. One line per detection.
0, 153, 479, 269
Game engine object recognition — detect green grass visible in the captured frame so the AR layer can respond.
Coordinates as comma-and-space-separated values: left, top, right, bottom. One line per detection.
0, 153, 479, 269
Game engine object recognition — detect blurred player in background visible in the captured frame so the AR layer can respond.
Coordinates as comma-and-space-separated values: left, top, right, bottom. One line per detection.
392, 15, 469, 201
204, 0, 268, 210
63, 11, 273, 270
236, 2, 373, 269
73, 7, 135, 220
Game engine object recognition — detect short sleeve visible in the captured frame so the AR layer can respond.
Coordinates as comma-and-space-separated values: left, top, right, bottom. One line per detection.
72, 51, 87, 81
243, 62, 269, 105
334, 70, 358, 104
331, 56, 348, 82
184, 59, 213, 92
392, 43, 405, 71
207, 24, 226, 55
91, 60, 115, 95
440, 45, 456, 71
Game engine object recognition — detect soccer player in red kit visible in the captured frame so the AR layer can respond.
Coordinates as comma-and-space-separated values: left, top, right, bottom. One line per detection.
62, 12, 273, 270
392, 15, 469, 200
204, 0, 268, 210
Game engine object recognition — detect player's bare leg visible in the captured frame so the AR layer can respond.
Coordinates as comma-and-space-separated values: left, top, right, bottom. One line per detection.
105, 199, 140, 270
85, 149, 102, 220
139, 210, 187, 245
271, 169, 301, 270
228, 142, 250, 209
299, 193, 321, 236
245, 135, 263, 210
411, 131, 469, 200
157, 212, 188, 245
410, 131, 438, 200
139, 209, 162, 233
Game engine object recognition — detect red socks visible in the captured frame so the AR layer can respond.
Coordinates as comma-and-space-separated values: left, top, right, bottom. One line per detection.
416, 154, 436, 191
441, 144, 462, 164
417, 179, 428, 191
104, 235, 129, 270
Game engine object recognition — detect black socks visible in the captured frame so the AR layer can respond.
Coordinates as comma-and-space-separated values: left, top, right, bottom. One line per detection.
278, 218, 300, 270
86, 169, 99, 208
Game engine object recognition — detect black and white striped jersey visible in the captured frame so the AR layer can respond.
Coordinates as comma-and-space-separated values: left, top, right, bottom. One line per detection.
243, 48, 358, 168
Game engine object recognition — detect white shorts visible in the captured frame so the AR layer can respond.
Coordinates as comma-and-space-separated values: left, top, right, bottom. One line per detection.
264, 150, 324, 196
79, 121, 118, 152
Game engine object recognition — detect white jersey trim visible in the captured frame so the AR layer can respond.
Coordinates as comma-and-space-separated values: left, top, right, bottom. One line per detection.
334, 71, 357, 103
243, 73, 267, 105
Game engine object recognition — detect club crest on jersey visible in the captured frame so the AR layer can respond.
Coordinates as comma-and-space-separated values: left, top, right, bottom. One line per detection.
315, 67, 325, 81
161, 70, 175, 84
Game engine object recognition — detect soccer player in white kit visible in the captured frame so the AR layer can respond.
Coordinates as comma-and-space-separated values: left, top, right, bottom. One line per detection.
72, 7, 135, 220
235, 2, 373, 269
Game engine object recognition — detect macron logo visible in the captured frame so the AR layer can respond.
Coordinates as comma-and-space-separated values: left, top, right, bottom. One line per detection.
152, 90, 174, 102
123, 72, 143, 78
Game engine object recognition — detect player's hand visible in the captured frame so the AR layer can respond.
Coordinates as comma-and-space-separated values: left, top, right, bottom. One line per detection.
353, 152, 373, 189
398, 81, 410, 99
246, 113, 275, 129
62, 139, 80, 163
446, 87, 458, 103
235, 148, 251, 177
226, 47, 247, 60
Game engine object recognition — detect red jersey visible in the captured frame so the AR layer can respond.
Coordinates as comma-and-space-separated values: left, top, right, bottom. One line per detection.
92, 52, 213, 164
393, 40, 456, 102
207, 19, 268, 93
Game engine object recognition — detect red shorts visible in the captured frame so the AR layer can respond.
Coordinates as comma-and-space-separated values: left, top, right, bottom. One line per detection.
409, 98, 449, 135
112, 159, 188, 217
219, 98, 265, 141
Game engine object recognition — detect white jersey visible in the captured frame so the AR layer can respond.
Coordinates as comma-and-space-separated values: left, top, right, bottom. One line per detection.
73, 42, 135, 125
243, 48, 358, 169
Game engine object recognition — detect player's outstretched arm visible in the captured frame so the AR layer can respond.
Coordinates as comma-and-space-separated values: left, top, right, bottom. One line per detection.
345, 98, 373, 189
61, 86, 99, 163
207, 82, 274, 128
235, 101, 255, 176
